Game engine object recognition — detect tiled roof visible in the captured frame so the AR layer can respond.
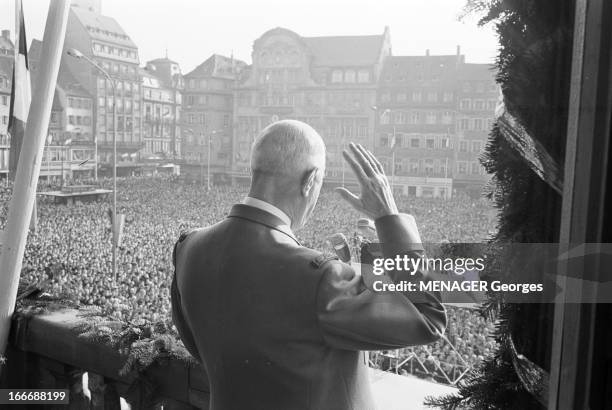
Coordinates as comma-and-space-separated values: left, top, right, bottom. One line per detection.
0, 35, 14, 53
29, 39, 91, 98
304, 34, 385, 67
148, 57, 178, 65
71, 7, 136, 48
381, 55, 462, 83
185, 54, 246, 79
458, 63, 496, 81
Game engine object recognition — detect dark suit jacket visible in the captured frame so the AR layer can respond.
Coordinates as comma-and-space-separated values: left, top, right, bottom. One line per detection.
171, 204, 446, 410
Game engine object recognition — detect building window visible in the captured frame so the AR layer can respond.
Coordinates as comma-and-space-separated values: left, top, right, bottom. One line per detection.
474, 118, 484, 130
487, 99, 497, 110
443, 92, 453, 103
188, 114, 195, 124
474, 99, 485, 110
457, 161, 467, 174
471, 161, 480, 174
459, 140, 468, 152
472, 140, 482, 152
412, 91, 422, 102
460, 99, 471, 110
381, 92, 391, 102
68, 115, 75, 125
427, 92, 437, 102
440, 137, 450, 148
442, 111, 452, 124
357, 70, 369, 83
331, 70, 343, 83
395, 112, 406, 124
223, 114, 230, 127
199, 113, 206, 124
426, 138, 435, 149
345, 70, 356, 83
425, 159, 434, 174
410, 138, 420, 148
426, 112, 436, 124
460, 118, 470, 130
409, 159, 419, 173
380, 111, 390, 125
409, 112, 421, 124
397, 92, 407, 102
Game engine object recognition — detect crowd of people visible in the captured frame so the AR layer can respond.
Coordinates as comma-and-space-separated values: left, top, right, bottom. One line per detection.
0, 176, 498, 384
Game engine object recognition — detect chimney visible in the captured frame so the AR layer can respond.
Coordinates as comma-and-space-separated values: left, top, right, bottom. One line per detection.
426, 49, 430, 57
1, 30, 9, 41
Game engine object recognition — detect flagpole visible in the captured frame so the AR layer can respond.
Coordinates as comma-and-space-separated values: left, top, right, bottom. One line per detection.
0, 0, 70, 369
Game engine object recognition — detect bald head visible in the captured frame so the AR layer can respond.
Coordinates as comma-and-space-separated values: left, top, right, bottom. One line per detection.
251, 120, 326, 178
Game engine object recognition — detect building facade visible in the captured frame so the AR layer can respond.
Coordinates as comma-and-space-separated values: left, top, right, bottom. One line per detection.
0, 29, 14, 175
233, 27, 391, 181
375, 52, 464, 198
141, 57, 183, 162
455, 63, 497, 193
62, 2, 143, 169
29, 39, 96, 183
181, 54, 245, 182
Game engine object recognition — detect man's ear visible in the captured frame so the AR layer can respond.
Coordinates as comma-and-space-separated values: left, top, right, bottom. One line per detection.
301, 168, 318, 197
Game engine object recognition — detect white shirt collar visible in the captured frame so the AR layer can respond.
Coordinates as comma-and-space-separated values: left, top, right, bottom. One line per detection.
243, 197, 292, 227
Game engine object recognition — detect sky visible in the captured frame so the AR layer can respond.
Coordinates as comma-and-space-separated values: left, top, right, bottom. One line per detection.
1, 0, 499, 73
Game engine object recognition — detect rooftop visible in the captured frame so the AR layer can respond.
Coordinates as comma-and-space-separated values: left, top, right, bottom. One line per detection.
304, 34, 386, 67
29, 39, 91, 99
381, 54, 463, 84
70, 7, 137, 48
185, 54, 247, 79
458, 63, 497, 81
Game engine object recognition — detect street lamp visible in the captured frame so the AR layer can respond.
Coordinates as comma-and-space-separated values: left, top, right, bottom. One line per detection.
67, 48, 118, 280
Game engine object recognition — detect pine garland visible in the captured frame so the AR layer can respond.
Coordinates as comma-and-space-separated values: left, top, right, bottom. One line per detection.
14, 288, 197, 407
426, 0, 574, 408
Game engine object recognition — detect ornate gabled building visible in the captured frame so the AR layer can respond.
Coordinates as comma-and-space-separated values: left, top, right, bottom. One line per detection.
233, 27, 391, 181
181, 54, 246, 183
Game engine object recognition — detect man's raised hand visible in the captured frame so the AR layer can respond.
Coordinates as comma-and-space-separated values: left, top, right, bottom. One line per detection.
335, 143, 399, 220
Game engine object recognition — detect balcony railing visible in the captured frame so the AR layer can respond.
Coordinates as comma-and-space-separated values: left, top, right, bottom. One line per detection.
2, 307, 209, 409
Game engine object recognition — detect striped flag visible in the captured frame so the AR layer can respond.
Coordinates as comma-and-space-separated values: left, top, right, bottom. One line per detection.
8, 0, 35, 232
8, 0, 31, 180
